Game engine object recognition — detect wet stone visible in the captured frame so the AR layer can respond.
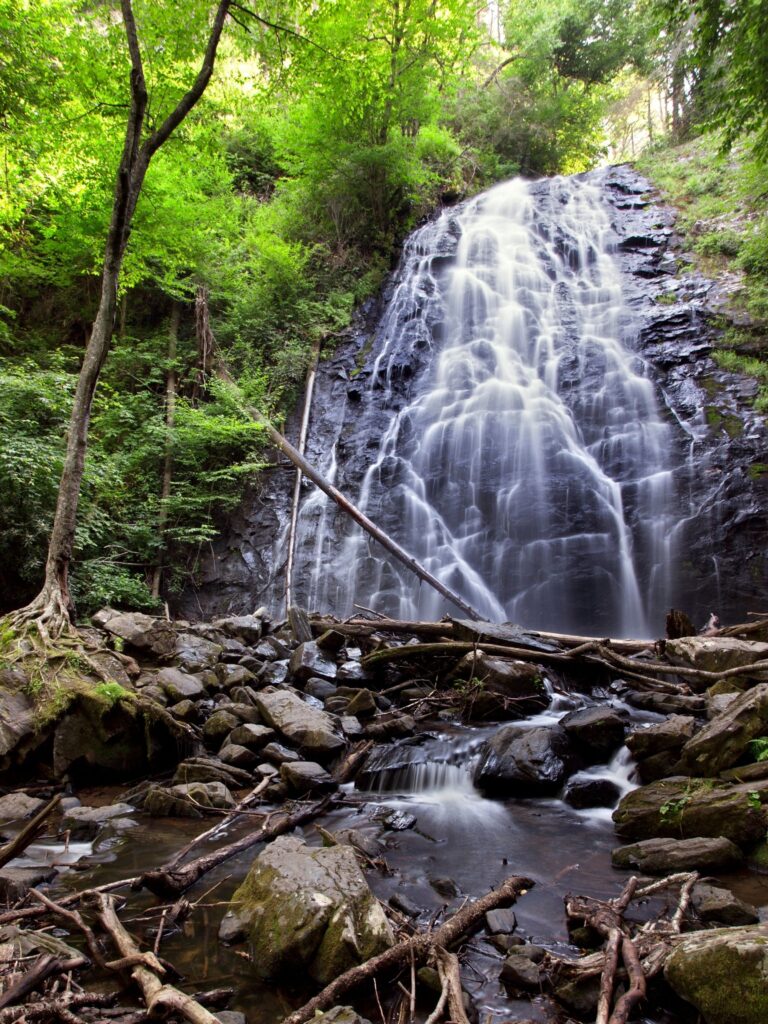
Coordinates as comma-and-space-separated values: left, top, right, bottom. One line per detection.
202, 710, 240, 743
218, 909, 247, 945
564, 777, 621, 809
219, 743, 260, 769
174, 633, 223, 672
390, 893, 422, 918
304, 678, 337, 700
168, 699, 197, 722
289, 641, 338, 682
157, 667, 205, 702
262, 742, 301, 765
500, 953, 541, 991
280, 760, 336, 795
560, 707, 627, 759
383, 809, 416, 831
691, 882, 759, 926
216, 664, 257, 689
611, 836, 743, 873
256, 662, 289, 687
227, 723, 275, 749
0, 792, 46, 821
485, 909, 517, 934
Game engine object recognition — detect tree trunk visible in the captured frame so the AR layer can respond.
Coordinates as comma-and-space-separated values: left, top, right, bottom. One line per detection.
151, 301, 180, 598
13, 0, 231, 634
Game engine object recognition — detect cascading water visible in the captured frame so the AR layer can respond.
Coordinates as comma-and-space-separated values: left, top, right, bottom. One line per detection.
295, 173, 689, 636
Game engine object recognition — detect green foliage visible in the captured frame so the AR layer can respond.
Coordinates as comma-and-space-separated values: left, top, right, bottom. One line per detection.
747, 737, 768, 763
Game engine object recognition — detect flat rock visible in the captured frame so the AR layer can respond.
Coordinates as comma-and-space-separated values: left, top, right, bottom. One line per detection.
261, 741, 301, 765
664, 923, 768, 1024
227, 723, 275, 749
611, 836, 743, 873
680, 683, 768, 776
63, 802, 136, 838
212, 614, 263, 643
254, 688, 345, 760
280, 760, 336, 795
0, 792, 46, 821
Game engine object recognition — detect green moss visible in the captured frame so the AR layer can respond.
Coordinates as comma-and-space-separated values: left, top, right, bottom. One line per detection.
749, 462, 768, 479
666, 931, 768, 1024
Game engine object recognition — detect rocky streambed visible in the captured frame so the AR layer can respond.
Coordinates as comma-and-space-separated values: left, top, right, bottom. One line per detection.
1, 609, 768, 1024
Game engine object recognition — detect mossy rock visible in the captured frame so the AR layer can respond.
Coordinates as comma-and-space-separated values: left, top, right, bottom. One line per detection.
664, 924, 768, 1024
231, 835, 393, 984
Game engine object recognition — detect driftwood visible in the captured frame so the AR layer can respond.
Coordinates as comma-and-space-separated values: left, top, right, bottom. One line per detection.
0, 952, 88, 1011
0, 992, 116, 1023
216, 364, 484, 621
94, 893, 219, 1024
140, 794, 335, 899
279, 874, 533, 1024
0, 794, 61, 870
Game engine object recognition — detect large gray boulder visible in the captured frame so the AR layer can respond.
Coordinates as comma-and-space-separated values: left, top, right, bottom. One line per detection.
626, 715, 697, 760
665, 637, 768, 687
664, 924, 768, 1024
99, 611, 177, 658
289, 641, 338, 683
680, 684, 768, 776
560, 707, 627, 761
474, 724, 571, 795
0, 676, 40, 769
231, 836, 393, 983
254, 687, 345, 760
145, 781, 234, 818
612, 777, 768, 845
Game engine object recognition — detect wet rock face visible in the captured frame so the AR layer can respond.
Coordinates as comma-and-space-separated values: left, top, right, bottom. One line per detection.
231, 835, 394, 984
680, 683, 768, 775
176, 165, 768, 629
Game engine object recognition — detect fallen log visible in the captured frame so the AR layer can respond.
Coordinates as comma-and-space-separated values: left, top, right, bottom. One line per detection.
0, 794, 61, 870
217, 365, 484, 621
279, 874, 533, 1024
140, 794, 335, 899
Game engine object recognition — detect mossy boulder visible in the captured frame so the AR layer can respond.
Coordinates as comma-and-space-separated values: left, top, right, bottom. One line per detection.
612, 777, 767, 845
664, 924, 768, 1024
680, 684, 768, 776
231, 835, 393, 984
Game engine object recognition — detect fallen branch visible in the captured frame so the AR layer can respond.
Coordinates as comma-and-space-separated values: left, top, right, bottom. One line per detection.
279, 874, 533, 1024
93, 894, 218, 1024
0, 794, 61, 870
0, 993, 116, 1023
0, 953, 87, 1011
140, 794, 335, 899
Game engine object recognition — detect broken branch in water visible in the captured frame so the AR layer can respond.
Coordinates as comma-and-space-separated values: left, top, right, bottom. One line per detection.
279, 874, 532, 1024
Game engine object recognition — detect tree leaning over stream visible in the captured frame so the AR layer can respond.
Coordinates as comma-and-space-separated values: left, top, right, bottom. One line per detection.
8, 0, 234, 639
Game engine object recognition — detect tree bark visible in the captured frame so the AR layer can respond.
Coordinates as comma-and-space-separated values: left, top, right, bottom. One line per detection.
151, 301, 180, 598
17, 0, 231, 633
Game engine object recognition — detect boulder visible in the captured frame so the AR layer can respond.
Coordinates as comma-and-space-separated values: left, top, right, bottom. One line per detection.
172, 757, 252, 789
174, 633, 222, 672
216, 665, 257, 689
564, 777, 621, 809
635, 748, 684, 783
231, 835, 393, 983
611, 836, 743, 873
0, 681, 39, 769
254, 688, 345, 760
212, 615, 263, 643
474, 725, 571, 796
262, 741, 301, 765
626, 715, 696, 759
145, 781, 234, 818
100, 611, 177, 657
219, 743, 260, 768
289, 641, 338, 683
202, 710, 241, 743
280, 761, 337, 795
500, 953, 541, 990
227, 723, 275, 749
664, 923, 768, 1024
452, 652, 547, 720
156, 667, 205, 702
612, 777, 768, 845
0, 792, 46, 821
666, 637, 768, 685
342, 689, 377, 718
691, 883, 759, 927
560, 707, 627, 760
0, 866, 57, 902
680, 684, 768, 776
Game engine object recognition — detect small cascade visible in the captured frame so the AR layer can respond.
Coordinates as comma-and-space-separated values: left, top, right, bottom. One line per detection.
294, 173, 687, 637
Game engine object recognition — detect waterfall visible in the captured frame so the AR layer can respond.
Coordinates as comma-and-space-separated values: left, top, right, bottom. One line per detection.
295, 173, 686, 637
